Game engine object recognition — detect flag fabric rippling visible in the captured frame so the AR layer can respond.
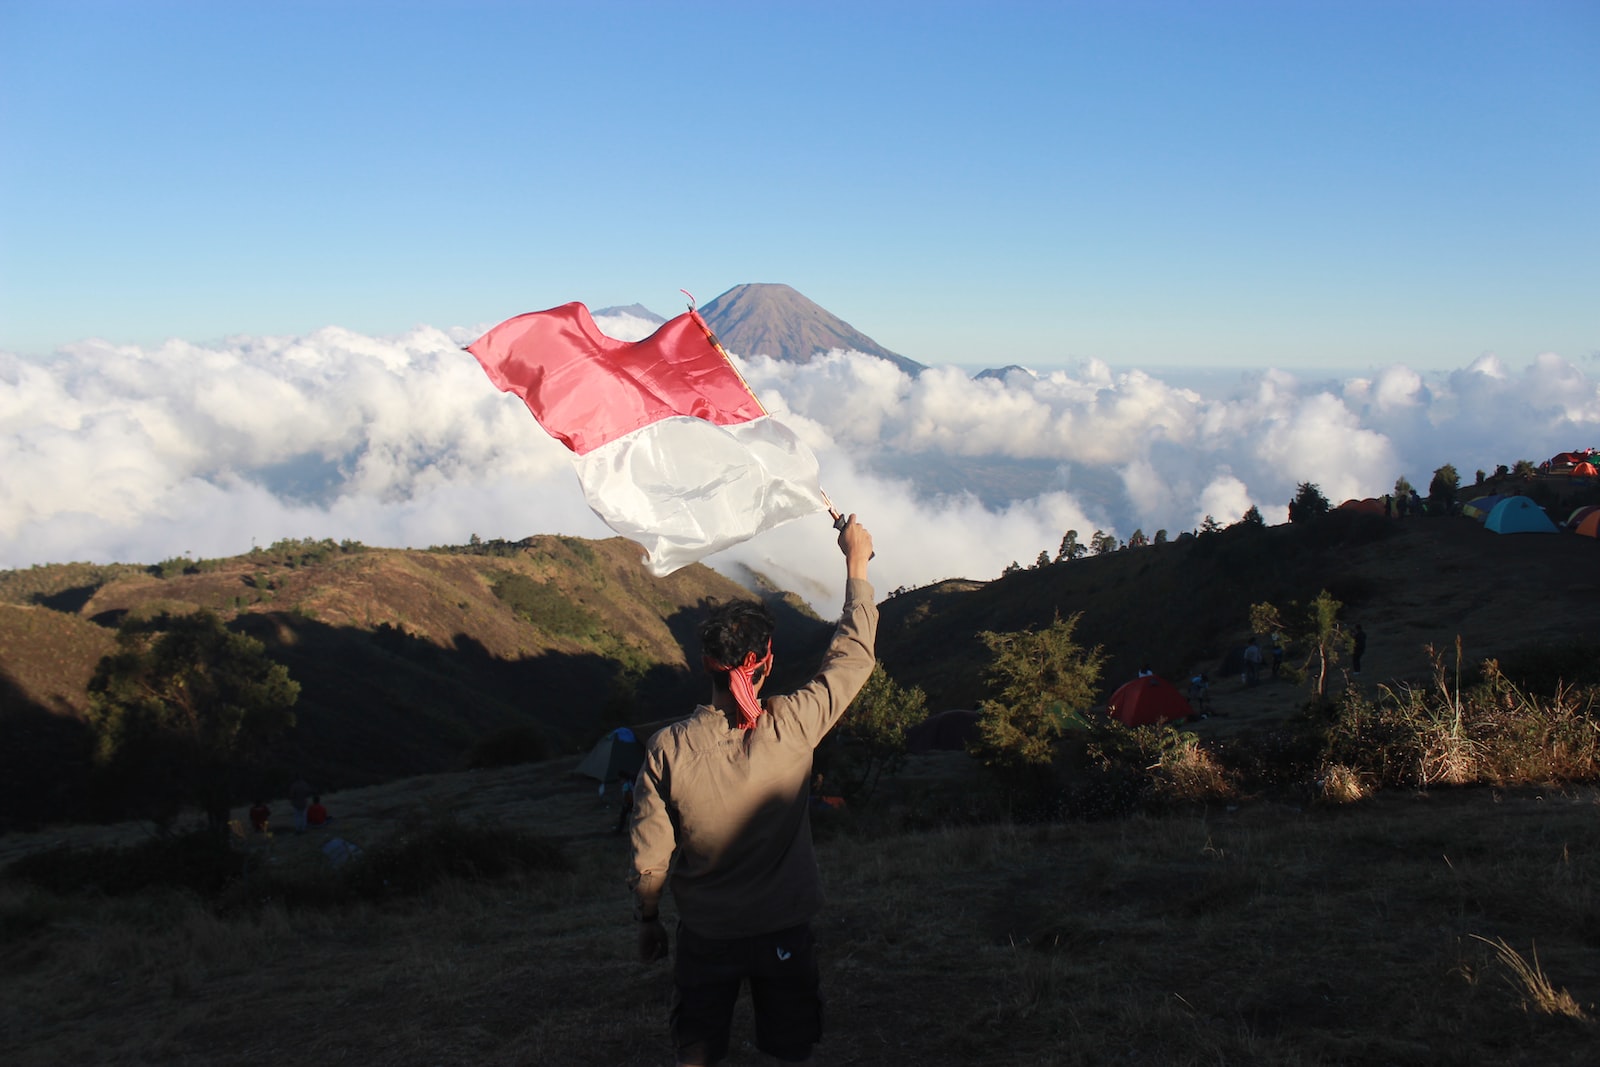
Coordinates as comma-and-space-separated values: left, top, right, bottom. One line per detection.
468, 302, 827, 576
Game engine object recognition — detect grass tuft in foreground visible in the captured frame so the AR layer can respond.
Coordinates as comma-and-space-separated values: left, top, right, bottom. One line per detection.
1472, 935, 1592, 1021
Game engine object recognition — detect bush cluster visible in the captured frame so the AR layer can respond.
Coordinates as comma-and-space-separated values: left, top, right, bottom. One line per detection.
821, 664, 927, 804
1316, 650, 1600, 796
1053, 722, 1237, 819
491, 573, 600, 638
431, 534, 531, 557
152, 556, 222, 579
243, 537, 364, 569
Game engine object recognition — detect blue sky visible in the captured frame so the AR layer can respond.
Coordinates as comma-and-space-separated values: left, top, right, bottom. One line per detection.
2, 0, 1596, 370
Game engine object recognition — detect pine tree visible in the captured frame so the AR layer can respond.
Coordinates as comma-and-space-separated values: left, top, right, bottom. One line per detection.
1056, 530, 1085, 562
973, 614, 1105, 772
1288, 483, 1330, 524
1428, 464, 1460, 516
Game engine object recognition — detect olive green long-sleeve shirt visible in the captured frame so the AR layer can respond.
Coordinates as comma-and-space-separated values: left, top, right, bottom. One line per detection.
629, 578, 877, 938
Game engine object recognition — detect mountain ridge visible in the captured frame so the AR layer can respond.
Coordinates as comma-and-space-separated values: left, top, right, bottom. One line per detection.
699, 283, 924, 376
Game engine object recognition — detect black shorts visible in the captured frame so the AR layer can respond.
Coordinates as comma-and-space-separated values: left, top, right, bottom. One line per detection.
671, 921, 822, 1065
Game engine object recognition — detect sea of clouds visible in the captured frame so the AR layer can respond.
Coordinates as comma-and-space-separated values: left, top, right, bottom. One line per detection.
3, 312, 1597, 610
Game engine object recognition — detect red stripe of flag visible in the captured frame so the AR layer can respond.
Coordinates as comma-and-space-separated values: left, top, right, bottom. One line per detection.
467, 303, 766, 456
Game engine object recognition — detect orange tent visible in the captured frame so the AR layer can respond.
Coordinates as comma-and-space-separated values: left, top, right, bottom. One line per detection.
1573, 462, 1598, 477
1576, 512, 1600, 539
1107, 676, 1194, 727
1566, 505, 1600, 528
1338, 498, 1385, 515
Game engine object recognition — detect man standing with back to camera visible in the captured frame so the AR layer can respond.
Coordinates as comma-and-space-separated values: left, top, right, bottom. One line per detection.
629, 514, 877, 1067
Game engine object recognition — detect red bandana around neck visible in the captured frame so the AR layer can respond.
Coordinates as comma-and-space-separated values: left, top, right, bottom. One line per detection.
703, 640, 773, 730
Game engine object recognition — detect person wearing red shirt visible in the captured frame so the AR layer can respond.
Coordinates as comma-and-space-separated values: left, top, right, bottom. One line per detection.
305, 795, 330, 827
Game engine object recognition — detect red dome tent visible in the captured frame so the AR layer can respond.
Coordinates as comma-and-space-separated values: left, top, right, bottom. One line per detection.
1107, 676, 1194, 727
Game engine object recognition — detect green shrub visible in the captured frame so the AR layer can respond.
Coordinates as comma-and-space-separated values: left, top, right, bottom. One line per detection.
248, 537, 360, 569
1057, 722, 1236, 819
825, 665, 927, 804
430, 536, 526, 557
557, 537, 596, 566
491, 573, 600, 638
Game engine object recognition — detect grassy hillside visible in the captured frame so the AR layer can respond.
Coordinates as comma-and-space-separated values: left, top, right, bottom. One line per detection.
878, 512, 1600, 713
0, 536, 831, 829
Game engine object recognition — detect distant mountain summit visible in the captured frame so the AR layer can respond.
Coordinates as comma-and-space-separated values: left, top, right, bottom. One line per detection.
975, 365, 1036, 382
592, 303, 666, 325
699, 283, 924, 375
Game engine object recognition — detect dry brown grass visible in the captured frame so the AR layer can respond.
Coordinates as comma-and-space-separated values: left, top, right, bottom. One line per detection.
1321, 644, 1600, 797
1317, 763, 1373, 804
4, 757, 1599, 1066
1149, 735, 1237, 804
1471, 936, 1590, 1021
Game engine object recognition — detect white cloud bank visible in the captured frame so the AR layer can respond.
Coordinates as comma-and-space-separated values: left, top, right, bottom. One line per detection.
3, 319, 1597, 609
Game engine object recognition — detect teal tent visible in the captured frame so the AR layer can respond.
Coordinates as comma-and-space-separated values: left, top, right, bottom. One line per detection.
1484, 496, 1557, 534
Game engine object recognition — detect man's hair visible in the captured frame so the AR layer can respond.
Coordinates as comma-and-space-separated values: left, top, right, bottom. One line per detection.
698, 599, 776, 678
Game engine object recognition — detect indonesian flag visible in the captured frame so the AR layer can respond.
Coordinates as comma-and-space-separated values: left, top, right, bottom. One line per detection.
467, 303, 828, 576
